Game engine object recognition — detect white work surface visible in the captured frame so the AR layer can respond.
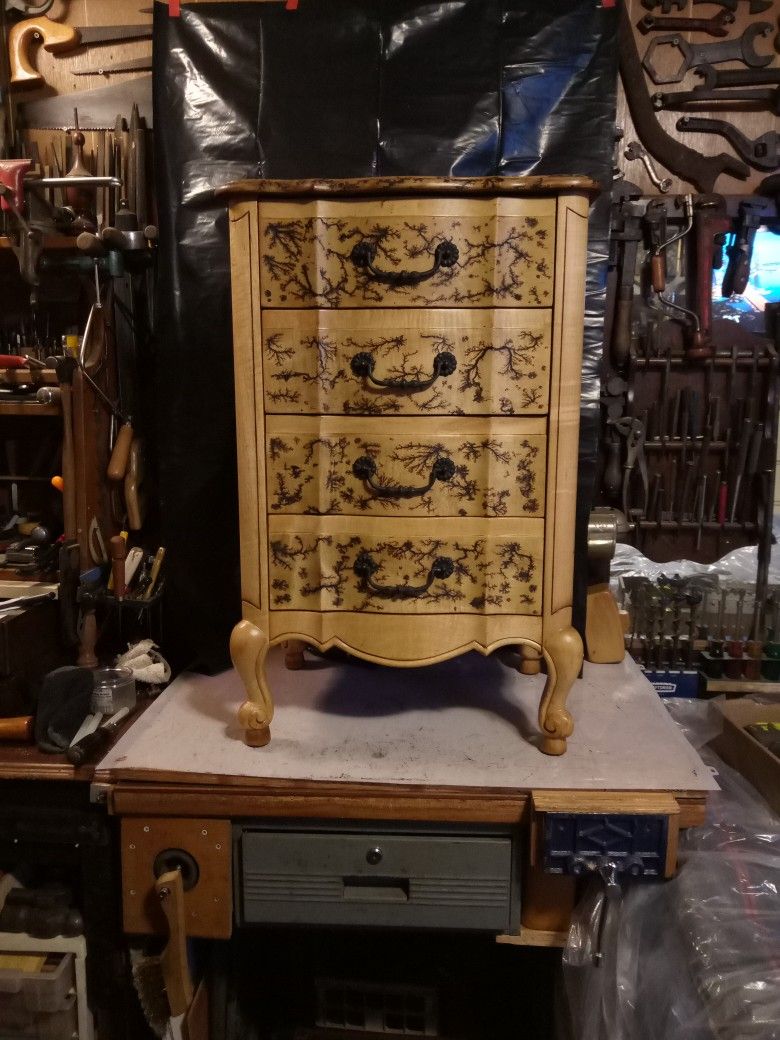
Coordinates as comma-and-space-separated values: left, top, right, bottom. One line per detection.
99, 648, 715, 792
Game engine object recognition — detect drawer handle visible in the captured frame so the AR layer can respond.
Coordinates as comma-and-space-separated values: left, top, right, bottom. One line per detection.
354, 551, 455, 599
350, 350, 457, 392
352, 455, 455, 499
350, 238, 459, 287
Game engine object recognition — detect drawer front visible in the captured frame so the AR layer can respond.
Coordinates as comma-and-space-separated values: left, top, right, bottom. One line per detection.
261, 309, 552, 416
266, 416, 545, 518
240, 830, 514, 931
267, 516, 542, 615
258, 197, 555, 309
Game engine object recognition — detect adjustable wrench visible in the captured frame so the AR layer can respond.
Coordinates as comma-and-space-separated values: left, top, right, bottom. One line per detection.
638, 9, 734, 37
643, 23, 773, 85
677, 116, 780, 172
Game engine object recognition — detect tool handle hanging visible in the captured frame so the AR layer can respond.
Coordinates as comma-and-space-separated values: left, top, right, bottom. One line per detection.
8, 16, 78, 87
108, 422, 134, 481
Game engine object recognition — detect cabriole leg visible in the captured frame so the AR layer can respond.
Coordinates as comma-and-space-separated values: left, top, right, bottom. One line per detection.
538, 626, 582, 756
230, 620, 274, 747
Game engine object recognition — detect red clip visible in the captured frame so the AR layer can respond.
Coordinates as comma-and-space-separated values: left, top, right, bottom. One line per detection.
600, 0, 616, 6
286, 0, 299, 8
169, 0, 181, 15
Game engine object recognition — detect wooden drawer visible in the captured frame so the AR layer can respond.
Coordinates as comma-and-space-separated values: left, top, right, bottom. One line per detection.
261, 308, 552, 416
258, 196, 555, 309
266, 415, 546, 518
267, 515, 543, 615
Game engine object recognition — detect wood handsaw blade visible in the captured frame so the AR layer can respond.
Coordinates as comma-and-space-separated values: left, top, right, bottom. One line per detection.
18, 76, 152, 129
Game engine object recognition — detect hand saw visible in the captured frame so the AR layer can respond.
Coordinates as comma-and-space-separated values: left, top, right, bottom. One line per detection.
18, 76, 152, 129
9, 15, 152, 86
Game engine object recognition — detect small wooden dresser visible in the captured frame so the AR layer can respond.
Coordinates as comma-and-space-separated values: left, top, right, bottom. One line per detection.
219, 176, 596, 754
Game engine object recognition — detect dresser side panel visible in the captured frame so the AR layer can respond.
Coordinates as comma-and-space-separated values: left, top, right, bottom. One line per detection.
544, 195, 589, 623
229, 202, 263, 610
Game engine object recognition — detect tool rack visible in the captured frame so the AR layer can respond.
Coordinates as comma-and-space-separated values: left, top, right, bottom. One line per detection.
601, 190, 780, 567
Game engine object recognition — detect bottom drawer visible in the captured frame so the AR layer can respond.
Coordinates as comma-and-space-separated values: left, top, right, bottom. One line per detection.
267, 515, 543, 615
238, 828, 518, 932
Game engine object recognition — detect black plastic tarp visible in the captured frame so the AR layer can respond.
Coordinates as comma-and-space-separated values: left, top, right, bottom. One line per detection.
153, 0, 617, 671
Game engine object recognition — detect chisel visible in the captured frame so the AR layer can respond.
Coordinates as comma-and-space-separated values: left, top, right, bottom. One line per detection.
66, 707, 129, 766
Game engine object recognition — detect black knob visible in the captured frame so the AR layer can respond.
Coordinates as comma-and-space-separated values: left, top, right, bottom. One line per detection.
366, 847, 383, 865
433, 351, 457, 377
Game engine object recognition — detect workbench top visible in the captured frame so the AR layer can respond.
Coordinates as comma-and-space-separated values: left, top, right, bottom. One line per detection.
96, 649, 715, 798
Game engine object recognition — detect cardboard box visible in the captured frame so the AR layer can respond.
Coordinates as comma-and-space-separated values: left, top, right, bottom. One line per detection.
711, 700, 780, 816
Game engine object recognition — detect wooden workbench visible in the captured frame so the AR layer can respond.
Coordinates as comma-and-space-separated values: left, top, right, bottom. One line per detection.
96, 648, 715, 821
94, 650, 714, 945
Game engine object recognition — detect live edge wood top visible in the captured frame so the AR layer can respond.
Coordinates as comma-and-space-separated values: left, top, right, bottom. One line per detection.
215, 175, 602, 200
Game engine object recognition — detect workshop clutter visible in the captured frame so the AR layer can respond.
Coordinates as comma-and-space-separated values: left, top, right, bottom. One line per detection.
559, 698, 780, 1040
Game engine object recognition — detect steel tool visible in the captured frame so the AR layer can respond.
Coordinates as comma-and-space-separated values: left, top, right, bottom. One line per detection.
677, 116, 780, 172
653, 85, 780, 112
9, 15, 152, 87
643, 23, 773, 85
624, 141, 672, 192
619, 4, 748, 190
638, 9, 734, 36
694, 0, 772, 11
723, 202, 763, 298
610, 416, 649, 520
697, 65, 780, 89
18, 76, 152, 129
74, 54, 152, 77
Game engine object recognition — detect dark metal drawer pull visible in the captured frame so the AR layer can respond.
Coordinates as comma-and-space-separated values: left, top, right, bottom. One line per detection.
352, 455, 455, 499
350, 350, 457, 392
350, 238, 459, 287
354, 551, 455, 599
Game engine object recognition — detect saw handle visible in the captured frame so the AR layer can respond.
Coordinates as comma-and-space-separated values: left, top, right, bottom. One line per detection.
8, 16, 79, 88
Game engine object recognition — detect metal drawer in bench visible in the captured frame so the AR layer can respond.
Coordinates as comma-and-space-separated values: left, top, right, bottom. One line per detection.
235, 823, 521, 932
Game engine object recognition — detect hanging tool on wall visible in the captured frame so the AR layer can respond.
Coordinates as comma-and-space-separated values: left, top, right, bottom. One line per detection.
74, 54, 153, 77
722, 202, 763, 298
642, 23, 774, 86
18, 76, 153, 129
610, 186, 644, 369
8, 15, 152, 87
677, 117, 780, 173
619, 3, 749, 192
690, 195, 731, 362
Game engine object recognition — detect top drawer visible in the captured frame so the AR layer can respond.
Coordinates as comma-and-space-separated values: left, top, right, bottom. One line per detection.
258, 197, 556, 309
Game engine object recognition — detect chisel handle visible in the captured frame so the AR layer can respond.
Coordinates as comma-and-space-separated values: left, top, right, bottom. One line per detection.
0, 355, 27, 368
0, 716, 34, 742
650, 252, 666, 293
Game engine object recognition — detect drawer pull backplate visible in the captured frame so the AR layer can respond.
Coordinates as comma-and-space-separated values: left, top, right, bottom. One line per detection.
350, 349, 457, 392
354, 551, 455, 599
351, 238, 459, 287
352, 454, 456, 500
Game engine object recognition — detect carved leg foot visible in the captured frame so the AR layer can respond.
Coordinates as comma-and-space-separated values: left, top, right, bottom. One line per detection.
230, 620, 274, 747
518, 643, 542, 676
284, 639, 306, 670
538, 626, 582, 756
